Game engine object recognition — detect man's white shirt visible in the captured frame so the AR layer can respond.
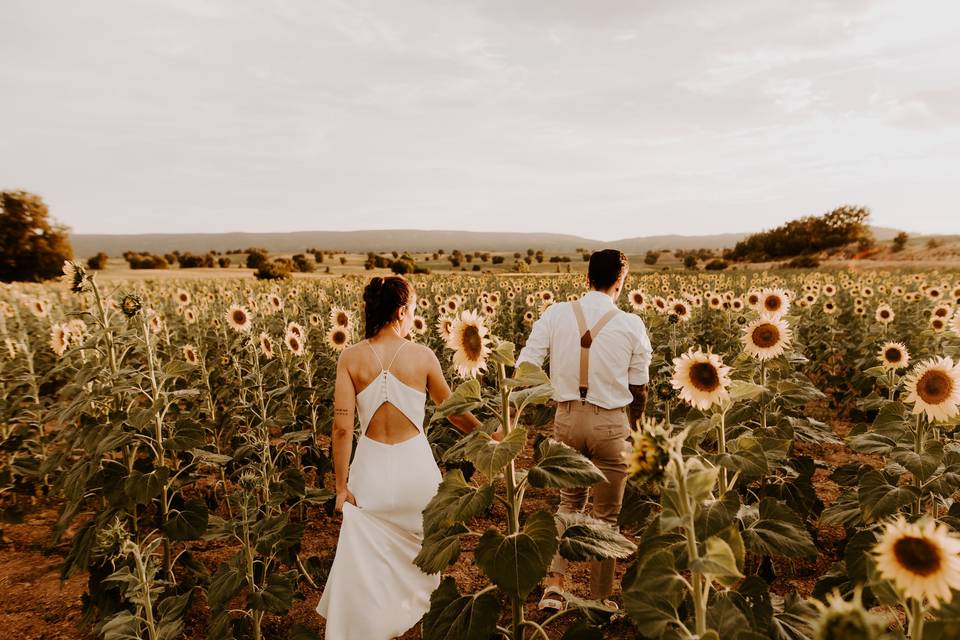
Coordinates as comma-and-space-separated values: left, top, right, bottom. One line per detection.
516, 290, 653, 410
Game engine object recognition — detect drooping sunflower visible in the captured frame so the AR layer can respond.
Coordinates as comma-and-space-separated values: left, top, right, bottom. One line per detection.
436, 315, 454, 342
325, 326, 350, 352
903, 356, 960, 422
811, 584, 886, 640
873, 515, 960, 604
182, 344, 199, 366
447, 310, 491, 379
61, 261, 88, 294
226, 304, 254, 333
671, 348, 732, 411
742, 317, 792, 361
623, 417, 671, 484
120, 294, 142, 318
878, 341, 910, 370
286, 321, 305, 340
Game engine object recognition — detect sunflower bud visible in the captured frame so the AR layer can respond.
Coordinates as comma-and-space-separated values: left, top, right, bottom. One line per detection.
812, 586, 885, 640
120, 293, 143, 318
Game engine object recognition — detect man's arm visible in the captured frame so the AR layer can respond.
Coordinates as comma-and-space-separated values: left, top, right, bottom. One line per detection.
627, 383, 647, 429
515, 305, 553, 368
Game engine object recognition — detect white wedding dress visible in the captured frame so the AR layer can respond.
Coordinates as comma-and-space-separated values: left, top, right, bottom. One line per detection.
316, 340, 443, 639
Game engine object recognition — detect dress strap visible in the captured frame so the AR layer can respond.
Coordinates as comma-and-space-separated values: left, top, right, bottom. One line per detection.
365, 339, 385, 370
383, 340, 408, 372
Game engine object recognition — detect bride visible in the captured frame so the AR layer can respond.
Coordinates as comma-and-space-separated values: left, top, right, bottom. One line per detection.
316, 275, 483, 639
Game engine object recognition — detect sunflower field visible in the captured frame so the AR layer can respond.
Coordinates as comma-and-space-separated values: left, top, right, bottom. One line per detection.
2, 263, 960, 640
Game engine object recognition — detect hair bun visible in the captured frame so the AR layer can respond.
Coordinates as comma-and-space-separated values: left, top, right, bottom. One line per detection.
364, 277, 385, 304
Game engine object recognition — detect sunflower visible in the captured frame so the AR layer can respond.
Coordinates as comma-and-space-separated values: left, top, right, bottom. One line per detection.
447, 310, 491, 378
325, 326, 350, 352
875, 303, 895, 325
823, 301, 838, 315
522, 310, 535, 325
175, 288, 191, 307
873, 515, 960, 605
259, 332, 275, 359
330, 307, 353, 330
411, 315, 427, 336
759, 287, 791, 319
623, 417, 671, 483
50, 323, 70, 357
652, 296, 669, 313
184, 308, 197, 324
671, 349, 732, 411
67, 319, 87, 345
878, 342, 910, 370
932, 303, 952, 319
931, 316, 946, 333
628, 289, 646, 311
28, 298, 50, 319
148, 312, 164, 334
267, 293, 283, 314
436, 316, 454, 342
61, 261, 88, 294
286, 321, 304, 340
742, 317, 792, 361
4, 338, 17, 359
670, 300, 691, 323
182, 344, 199, 366
120, 294, 142, 318
226, 304, 254, 333
903, 356, 960, 422
308, 313, 322, 327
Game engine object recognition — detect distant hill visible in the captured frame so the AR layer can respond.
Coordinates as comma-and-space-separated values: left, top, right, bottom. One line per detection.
69, 225, 906, 257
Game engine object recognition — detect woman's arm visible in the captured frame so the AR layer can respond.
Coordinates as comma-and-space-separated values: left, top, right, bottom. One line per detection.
426, 348, 483, 435
332, 350, 358, 511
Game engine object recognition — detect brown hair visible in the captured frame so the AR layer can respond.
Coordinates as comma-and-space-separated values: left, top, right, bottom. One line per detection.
363, 276, 413, 338
588, 249, 628, 290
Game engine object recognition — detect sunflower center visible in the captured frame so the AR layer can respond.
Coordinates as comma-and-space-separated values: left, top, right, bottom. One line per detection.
337, 312, 348, 326
462, 326, 483, 359
892, 536, 942, 577
232, 310, 246, 324
917, 370, 952, 404
688, 362, 720, 392
674, 304, 686, 316
332, 332, 345, 345
884, 348, 903, 363
752, 324, 780, 348
764, 296, 782, 312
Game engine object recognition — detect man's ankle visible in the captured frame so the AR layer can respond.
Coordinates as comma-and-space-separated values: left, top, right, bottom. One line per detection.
543, 573, 565, 589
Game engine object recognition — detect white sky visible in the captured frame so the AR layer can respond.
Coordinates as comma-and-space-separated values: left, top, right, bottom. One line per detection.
2, 0, 959, 239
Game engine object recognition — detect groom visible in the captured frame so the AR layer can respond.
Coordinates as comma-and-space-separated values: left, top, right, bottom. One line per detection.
516, 249, 652, 609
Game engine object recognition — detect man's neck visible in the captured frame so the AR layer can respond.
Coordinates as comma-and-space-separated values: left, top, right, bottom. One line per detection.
587, 288, 617, 302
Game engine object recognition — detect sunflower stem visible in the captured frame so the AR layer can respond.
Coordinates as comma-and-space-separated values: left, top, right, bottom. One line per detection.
909, 597, 925, 640
913, 414, 924, 517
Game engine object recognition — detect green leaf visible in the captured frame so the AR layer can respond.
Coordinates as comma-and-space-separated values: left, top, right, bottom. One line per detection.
714, 436, 768, 478
464, 426, 526, 479
504, 361, 550, 389
415, 523, 469, 573
163, 498, 209, 541
248, 570, 298, 614
847, 432, 897, 455
729, 380, 766, 402
124, 467, 169, 506
891, 440, 944, 483
421, 470, 494, 536
208, 555, 244, 611
488, 340, 516, 367
858, 469, 920, 523
691, 535, 744, 587
474, 510, 559, 599
102, 611, 138, 640
510, 383, 554, 409
421, 576, 501, 640
166, 418, 206, 451
705, 593, 751, 639
556, 512, 637, 561
686, 463, 720, 502
740, 498, 817, 558
527, 439, 606, 489
433, 379, 483, 419
695, 491, 740, 541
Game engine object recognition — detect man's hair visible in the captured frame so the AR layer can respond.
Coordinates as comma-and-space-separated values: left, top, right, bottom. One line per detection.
588, 249, 628, 291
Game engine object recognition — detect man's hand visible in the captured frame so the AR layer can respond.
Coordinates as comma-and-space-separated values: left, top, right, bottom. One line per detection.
627, 383, 648, 429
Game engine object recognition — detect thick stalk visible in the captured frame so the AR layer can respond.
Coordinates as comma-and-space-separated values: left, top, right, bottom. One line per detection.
141, 315, 173, 578
498, 363, 523, 639
909, 597, 924, 640
131, 544, 159, 640
716, 409, 728, 495
913, 414, 924, 516
674, 457, 707, 636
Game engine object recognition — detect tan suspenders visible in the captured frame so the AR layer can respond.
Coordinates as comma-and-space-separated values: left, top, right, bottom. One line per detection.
571, 300, 620, 402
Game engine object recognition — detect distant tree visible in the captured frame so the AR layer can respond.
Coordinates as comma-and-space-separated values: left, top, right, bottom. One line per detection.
535, 250, 544, 263
255, 260, 291, 280
292, 253, 315, 273
492, 255, 505, 265
218, 256, 231, 268
0, 190, 74, 282
472, 264, 481, 271
313, 250, 325, 264
683, 255, 697, 270
87, 252, 109, 270
927, 238, 943, 249
246, 249, 269, 269
582, 252, 591, 262
704, 259, 728, 270
643, 251, 659, 265
339, 256, 348, 265
784, 255, 820, 269
728, 205, 872, 261
513, 260, 530, 273
891, 232, 909, 252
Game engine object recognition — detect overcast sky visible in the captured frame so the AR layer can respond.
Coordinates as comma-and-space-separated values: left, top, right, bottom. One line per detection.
3, 0, 958, 239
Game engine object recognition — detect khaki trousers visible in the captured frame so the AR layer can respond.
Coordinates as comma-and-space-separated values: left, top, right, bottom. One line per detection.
546, 400, 631, 599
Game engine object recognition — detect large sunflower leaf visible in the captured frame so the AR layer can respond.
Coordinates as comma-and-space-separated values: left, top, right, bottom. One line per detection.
415, 523, 469, 574
740, 498, 817, 558
422, 469, 494, 536
527, 439, 606, 489
422, 577, 501, 640
474, 510, 558, 599
556, 512, 637, 561
690, 535, 744, 587
464, 426, 527, 478
433, 379, 482, 419
858, 469, 920, 523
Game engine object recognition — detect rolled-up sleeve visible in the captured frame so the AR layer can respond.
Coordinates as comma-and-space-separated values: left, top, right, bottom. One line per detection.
628, 316, 652, 385
516, 306, 552, 368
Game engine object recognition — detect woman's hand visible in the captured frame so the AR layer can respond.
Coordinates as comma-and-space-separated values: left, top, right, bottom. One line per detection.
491, 426, 505, 442
335, 488, 357, 513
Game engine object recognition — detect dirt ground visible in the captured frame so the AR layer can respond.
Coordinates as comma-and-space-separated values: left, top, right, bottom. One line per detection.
0, 414, 869, 640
